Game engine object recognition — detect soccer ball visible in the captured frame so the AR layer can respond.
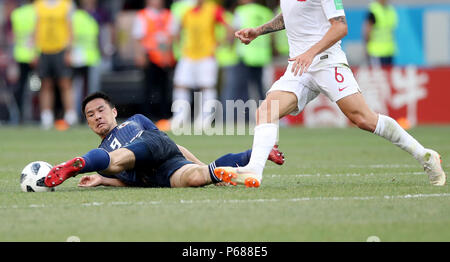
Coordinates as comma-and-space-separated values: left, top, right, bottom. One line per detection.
20, 161, 55, 192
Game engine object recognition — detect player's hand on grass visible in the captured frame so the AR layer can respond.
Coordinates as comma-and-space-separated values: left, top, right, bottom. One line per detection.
78, 174, 103, 187
288, 50, 315, 76
235, 28, 259, 45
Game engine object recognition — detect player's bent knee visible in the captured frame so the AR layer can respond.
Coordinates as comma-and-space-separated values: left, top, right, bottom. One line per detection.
186, 172, 206, 187
107, 148, 135, 173
256, 91, 297, 125
184, 166, 208, 187
170, 164, 208, 188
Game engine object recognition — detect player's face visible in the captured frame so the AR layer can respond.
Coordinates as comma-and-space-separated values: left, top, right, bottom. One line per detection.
84, 98, 118, 138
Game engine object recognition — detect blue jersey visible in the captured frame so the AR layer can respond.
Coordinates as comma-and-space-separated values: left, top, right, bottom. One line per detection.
99, 114, 158, 152
98, 114, 160, 186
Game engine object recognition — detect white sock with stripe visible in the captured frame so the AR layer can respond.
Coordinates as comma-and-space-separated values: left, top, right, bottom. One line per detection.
373, 114, 426, 163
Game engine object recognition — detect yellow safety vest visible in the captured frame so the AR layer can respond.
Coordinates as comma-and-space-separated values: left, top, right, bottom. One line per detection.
71, 9, 100, 66
35, 0, 72, 54
215, 11, 238, 67
182, 2, 218, 60
11, 4, 37, 63
170, 0, 194, 61
235, 3, 273, 67
367, 2, 397, 57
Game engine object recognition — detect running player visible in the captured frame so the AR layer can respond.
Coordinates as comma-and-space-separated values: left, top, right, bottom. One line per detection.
214, 0, 446, 187
44, 92, 284, 188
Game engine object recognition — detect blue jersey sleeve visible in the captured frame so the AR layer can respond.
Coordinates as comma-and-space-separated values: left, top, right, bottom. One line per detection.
132, 114, 158, 131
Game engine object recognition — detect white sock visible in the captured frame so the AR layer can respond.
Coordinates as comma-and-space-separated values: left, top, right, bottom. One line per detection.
374, 114, 426, 163
173, 87, 191, 103
64, 110, 78, 125
244, 123, 279, 178
40, 109, 54, 129
172, 88, 191, 122
201, 88, 217, 124
202, 88, 217, 114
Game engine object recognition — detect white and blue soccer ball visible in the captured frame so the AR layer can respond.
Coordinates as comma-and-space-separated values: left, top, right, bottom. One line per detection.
20, 161, 55, 192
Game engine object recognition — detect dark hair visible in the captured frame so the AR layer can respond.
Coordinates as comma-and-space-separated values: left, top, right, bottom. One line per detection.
81, 92, 115, 116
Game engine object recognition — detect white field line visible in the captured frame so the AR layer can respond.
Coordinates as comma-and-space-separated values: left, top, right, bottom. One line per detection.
268, 172, 427, 178
264, 164, 450, 169
2, 193, 450, 210
348, 164, 449, 168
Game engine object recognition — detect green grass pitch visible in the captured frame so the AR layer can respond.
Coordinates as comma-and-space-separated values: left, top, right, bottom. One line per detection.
0, 125, 449, 241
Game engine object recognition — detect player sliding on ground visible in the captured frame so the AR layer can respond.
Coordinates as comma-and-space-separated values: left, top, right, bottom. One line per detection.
214, 0, 446, 187
44, 92, 284, 188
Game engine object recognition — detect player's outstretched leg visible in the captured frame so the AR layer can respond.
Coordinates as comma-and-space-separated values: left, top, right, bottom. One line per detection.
214, 166, 260, 188
45, 148, 111, 187
217, 91, 296, 186
373, 117, 446, 185
420, 150, 446, 185
268, 145, 285, 165
337, 93, 446, 186
208, 146, 285, 186
44, 157, 86, 187
210, 146, 285, 187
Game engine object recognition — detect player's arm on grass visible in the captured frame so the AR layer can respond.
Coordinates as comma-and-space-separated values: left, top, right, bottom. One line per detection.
289, 16, 348, 76
78, 174, 127, 187
235, 12, 284, 45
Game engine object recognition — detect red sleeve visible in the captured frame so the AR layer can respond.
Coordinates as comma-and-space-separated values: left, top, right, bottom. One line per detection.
214, 5, 226, 24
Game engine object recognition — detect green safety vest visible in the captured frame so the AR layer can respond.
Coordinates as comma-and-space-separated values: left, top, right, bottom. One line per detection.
11, 4, 37, 63
170, 0, 194, 61
235, 3, 273, 67
274, 8, 289, 56
215, 11, 238, 67
367, 2, 397, 57
72, 9, 100, 66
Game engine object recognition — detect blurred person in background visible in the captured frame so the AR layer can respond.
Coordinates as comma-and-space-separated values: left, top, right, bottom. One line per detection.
215, 2, 239, 115
34, 0, 78, 129
225, 0, 273, 106
170, 0, 194, 61
132, 0, 175, 126
363, 0, 398, 67
11, 0, 38, 124
70, 0, 101, 122
79, 0, 115, 94
0, 0, 19, 123
170, 0, 234, 131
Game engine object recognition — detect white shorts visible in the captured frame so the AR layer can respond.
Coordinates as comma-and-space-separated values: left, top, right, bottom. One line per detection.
174, 57, 218, 88
268, 62, 361, 115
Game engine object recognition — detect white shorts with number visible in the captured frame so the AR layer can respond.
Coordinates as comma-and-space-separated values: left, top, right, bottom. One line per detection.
268, 62, 361, 115
174, 56, 218, 88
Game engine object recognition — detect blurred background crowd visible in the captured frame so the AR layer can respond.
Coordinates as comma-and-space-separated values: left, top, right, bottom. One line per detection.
0, 0, 449, 130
